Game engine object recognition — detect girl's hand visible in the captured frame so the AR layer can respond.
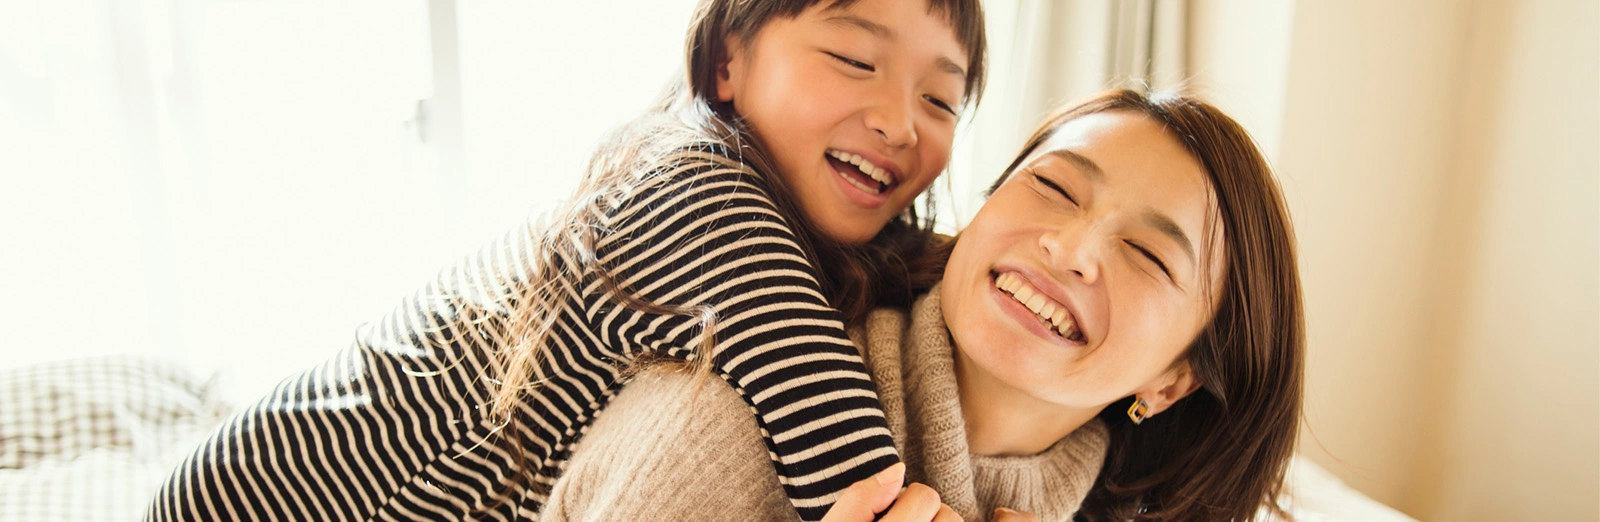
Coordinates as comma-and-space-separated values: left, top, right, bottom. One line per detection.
991, 508, 1040, 522
821, 463, 963, 522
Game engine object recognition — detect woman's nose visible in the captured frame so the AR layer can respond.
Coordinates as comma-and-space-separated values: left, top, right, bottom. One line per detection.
864, 87, 918, 149
1039, 221, 1101, 285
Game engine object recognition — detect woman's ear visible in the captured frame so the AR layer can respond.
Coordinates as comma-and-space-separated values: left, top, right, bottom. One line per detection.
715, 35, 745, 103
1139, 361, 1203, 418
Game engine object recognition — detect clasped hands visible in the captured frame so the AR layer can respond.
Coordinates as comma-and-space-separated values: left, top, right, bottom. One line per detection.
820, 463, 1038, 522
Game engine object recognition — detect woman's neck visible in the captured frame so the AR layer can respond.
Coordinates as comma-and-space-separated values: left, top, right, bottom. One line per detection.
952, 346, 1101, 457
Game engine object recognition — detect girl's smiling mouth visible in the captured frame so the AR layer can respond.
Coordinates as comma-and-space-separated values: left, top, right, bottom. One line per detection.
826, 149, 898, 199
991, 270, 1087, 344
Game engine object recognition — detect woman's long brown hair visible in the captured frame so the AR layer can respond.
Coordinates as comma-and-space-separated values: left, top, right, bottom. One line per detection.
951, 89, 1303, 521
477, 0, 987, 507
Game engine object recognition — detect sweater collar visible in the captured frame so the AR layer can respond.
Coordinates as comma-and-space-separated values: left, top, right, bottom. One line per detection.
854, 284, 1109, 522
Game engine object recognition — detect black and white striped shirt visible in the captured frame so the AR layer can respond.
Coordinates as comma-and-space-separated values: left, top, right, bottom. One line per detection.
145, 149, 899, 521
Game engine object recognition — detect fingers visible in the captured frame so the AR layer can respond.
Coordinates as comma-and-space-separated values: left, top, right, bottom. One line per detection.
820, 463, 906, 522
931, 503, 963, 522
879, 483, 947, 522
818, 468, 972, 522
991, 508, 1040, 522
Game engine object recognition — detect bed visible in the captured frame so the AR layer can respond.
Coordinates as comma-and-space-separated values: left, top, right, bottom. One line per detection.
0, 356, 1416, 521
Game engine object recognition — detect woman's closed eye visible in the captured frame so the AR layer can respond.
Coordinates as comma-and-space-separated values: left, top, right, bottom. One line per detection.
1033, 171, 1077, 205
1127, 241, 1172, 279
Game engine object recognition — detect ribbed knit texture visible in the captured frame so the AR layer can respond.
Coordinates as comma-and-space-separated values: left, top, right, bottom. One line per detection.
542, 286, 1108, 522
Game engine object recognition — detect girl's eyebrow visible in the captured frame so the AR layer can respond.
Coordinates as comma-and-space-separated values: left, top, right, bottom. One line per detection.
825, 15, 894, 40
936, 57, 966, 78
823, 14, 968, 78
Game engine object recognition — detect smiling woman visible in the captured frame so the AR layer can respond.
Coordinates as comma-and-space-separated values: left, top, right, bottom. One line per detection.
976, 90, 1305, 521
943, 109, 1224, 458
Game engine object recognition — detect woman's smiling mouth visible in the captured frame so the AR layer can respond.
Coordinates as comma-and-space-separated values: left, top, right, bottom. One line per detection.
993, 271, 1086, 343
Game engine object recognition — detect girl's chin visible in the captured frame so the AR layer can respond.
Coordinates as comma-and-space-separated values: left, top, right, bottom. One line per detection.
814, 215, 890, 245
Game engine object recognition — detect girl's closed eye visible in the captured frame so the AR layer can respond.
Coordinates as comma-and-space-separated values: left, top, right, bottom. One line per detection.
825, 51, 874, 72
924, 95, 957, 116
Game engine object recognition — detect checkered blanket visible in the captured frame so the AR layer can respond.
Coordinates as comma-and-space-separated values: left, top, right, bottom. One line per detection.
0, 357, 231, 522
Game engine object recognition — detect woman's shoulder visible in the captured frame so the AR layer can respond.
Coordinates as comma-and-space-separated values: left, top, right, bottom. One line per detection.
544, 364, 797, 521
603, 365, 754, 430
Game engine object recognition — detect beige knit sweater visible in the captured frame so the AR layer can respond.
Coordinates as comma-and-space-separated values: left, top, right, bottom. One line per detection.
539, 287, 1109, 522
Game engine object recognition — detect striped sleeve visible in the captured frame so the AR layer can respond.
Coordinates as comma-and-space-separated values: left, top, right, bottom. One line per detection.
588, 150, 901, 520
143, 225, 551, 522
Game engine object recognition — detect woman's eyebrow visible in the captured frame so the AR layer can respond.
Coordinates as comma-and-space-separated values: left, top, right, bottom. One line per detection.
1144, 210, 1196, 267
1046, 149, 1103, 182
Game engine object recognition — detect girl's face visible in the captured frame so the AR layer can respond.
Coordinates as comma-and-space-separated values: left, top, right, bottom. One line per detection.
717, 0, 969, 244
942, 111, 1225, 416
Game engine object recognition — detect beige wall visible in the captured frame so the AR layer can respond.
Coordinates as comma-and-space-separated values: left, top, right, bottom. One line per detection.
1192, 1, 1598, 520
1417, 1, 1599, 519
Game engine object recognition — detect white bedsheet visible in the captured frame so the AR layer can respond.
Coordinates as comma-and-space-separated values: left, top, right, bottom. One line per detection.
1, 356, 1416, 522
1272, 456, 1419, 522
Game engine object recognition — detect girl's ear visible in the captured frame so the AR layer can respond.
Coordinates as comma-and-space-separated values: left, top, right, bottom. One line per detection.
1138, 361, 1203, 418
715, 35, 745, 103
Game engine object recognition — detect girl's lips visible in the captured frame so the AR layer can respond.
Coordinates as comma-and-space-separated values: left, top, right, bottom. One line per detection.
829, 149, 903, 186
826, 156, 891, 209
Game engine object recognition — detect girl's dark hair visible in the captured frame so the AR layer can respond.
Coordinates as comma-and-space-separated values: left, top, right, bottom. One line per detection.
924, 89, 1305, 521
479, 0, 987, 509
682, 0, 988, 321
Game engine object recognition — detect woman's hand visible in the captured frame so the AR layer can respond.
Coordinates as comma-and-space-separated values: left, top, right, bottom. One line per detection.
822, 463, 963, 522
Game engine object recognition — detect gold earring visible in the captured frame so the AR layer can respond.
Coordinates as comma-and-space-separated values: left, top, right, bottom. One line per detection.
1127, 397, 1150, 425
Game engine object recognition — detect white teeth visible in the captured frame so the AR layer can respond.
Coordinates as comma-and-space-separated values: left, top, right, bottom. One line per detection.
828, 150, 893, 186
993, 272, 1082, 342
997, 273, 1021, 292
1025, 294, 1047, 313
1056, 316, 1077, 339
837, 170, 880, 193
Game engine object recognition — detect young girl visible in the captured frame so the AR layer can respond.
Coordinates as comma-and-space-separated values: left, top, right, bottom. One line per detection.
145, 0, 986, 521
529, 89, 1305, 522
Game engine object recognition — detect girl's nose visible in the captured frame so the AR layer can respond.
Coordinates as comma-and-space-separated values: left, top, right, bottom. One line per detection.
864, 88, 918, 149
1039, 220, 1102, 285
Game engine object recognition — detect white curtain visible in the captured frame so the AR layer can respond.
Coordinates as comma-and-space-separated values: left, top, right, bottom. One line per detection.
0, 0, 1184, 402
938, 0, 1187, 230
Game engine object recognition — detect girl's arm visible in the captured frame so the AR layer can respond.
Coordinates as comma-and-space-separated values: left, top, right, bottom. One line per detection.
145, 224, 538, 521
589, 148, 900, 520
542, 366, 947, 522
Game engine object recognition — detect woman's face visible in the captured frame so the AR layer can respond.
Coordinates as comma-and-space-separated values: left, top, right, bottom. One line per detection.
717, 0, 969, 244
942, 111, 1225, 414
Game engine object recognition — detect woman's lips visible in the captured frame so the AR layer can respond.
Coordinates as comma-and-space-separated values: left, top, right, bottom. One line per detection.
989, 270, 1087, 346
